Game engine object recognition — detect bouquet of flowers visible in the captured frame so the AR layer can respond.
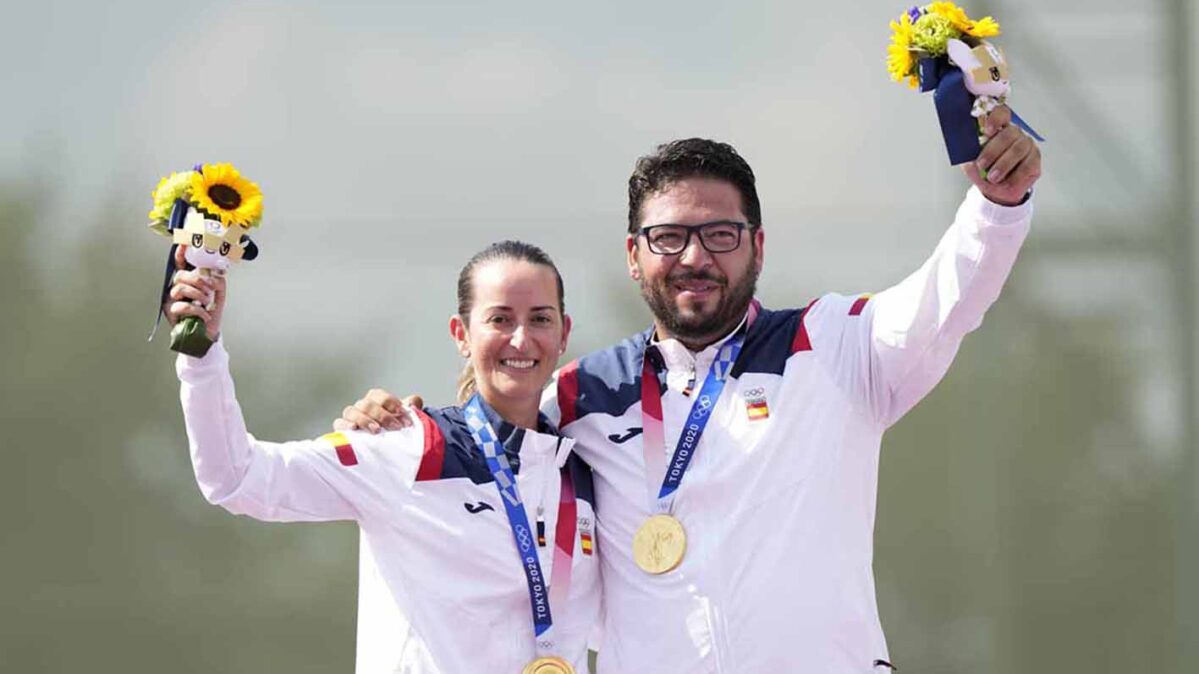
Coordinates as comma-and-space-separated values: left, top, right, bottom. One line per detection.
147, 163, 263, 357
887, 2, 1043, 165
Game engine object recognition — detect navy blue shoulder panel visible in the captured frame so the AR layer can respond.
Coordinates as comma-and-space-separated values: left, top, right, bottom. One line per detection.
570, 327, 653, 422
565, 307, 806, 424
420, 404, 593, 509
421, 405, 523, 485
732, 306, 804, 378
565, 453, 596, 508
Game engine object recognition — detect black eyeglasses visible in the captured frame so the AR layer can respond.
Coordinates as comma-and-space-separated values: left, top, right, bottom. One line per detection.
638, 220, 749, 255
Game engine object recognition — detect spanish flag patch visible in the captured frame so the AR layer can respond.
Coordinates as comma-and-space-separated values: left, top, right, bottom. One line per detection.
849, 293, 873, 316
743, 387, 770, 421
746, 400, 770, 421
321, 431, 358, 467
579, 514, 595, 556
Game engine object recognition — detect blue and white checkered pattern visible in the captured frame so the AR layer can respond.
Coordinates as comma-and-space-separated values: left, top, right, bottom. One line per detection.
465, 403, 521, 508
463, 395, 558, 649
710, 338, 740, 382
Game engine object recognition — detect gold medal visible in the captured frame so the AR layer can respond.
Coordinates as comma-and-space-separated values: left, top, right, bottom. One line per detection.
522, 655, 575, 674
632, 513, 687, 574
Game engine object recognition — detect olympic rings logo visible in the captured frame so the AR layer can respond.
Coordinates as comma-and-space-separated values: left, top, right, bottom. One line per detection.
687, 395, 713, 421
744, 387, 765, 397
515, 524, 532, 549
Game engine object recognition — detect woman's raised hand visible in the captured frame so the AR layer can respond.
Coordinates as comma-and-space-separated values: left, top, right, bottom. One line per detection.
165, 244, 226, 341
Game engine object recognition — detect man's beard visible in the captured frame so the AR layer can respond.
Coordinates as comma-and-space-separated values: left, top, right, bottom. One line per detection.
638, 263, 759, 347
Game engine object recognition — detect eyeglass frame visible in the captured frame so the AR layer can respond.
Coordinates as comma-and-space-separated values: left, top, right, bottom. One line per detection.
636, 220, 755, 256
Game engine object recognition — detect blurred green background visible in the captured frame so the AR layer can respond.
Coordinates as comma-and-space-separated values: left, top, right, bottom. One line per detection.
2, 0, 1195, 672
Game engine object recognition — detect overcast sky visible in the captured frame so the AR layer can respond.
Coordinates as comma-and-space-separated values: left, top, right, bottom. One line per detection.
2, 0, 1190, 403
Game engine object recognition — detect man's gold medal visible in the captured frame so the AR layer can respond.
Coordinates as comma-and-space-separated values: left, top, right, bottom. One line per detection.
632, 513, 687, 574
522, 655, 575, 674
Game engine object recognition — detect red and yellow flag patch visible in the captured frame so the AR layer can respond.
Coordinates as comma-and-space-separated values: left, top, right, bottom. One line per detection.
849, 293, 873, 316
743, 387, 770, 421
746, 400, 770, 421
321, 431, 358, 467
579, 514, 595, 556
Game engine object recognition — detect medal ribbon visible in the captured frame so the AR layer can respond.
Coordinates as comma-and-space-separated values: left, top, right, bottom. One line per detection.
639, 305, 756, 514
464, 396, 576, 659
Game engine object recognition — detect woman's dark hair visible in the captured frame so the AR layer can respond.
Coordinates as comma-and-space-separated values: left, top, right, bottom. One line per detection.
455, 240, 565, 402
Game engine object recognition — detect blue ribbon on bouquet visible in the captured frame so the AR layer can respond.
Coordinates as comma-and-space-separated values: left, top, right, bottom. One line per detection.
918, 56, 1045, 166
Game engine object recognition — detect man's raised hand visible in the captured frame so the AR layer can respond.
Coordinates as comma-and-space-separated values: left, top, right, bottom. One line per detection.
963, 105, 1043, 206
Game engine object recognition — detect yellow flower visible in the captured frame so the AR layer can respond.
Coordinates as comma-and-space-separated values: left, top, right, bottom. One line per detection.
927, 2, 1000, 38
187, 163, 264, 229
887, 13, 918, 89
927, 2, 971, 32
147, 171, 194, 235
967, 16, 1000, 38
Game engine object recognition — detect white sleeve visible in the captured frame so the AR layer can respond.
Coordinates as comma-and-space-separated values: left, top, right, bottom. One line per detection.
808, 186, 1032, 428
176, 341, 426, 522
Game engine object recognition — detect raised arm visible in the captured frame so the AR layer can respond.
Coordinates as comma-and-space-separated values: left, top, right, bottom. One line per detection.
809, 106, 1040, 427
870, 184, 1031, 425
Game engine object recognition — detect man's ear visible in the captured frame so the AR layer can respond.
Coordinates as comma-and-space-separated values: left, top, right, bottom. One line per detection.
626, 234, 641, 280
449, 315, 470, 357
753, 227, 765, 274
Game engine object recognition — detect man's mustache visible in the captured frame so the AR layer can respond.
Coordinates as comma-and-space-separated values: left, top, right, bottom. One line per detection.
665, 271, 727, 286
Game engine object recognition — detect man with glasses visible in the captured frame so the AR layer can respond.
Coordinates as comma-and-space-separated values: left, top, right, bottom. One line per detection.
339, 106, 1041, 672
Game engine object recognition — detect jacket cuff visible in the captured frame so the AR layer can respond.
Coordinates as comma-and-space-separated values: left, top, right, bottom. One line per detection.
176, 339, 229, 379
965, 185, 1034, 228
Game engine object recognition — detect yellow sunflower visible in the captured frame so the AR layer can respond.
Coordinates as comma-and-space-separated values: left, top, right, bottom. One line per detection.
926, 2, 970, 32
927, 2, 1000, 38
187, 163, 264, 228
887, 13, 920, 89
967, 16, 1000, 38
147, 171, 194, 235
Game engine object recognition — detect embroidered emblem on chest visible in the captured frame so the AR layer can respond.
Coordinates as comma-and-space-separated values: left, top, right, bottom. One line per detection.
578, 515, 595, 556
742, 387, 770, 421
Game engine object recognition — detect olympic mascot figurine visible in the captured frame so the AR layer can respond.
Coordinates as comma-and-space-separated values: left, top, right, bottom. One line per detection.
147, 163, 263, 357
886, 2, 1044, 165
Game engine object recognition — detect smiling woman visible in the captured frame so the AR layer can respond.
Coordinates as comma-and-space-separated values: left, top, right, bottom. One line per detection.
451, 241, 572, 427
166, 239, 597, 674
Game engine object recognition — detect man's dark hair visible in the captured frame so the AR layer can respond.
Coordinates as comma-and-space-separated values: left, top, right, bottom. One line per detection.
627, 138, 762, 234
